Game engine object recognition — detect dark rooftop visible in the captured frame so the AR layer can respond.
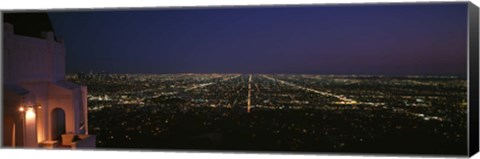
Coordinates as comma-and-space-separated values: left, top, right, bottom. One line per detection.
3, 12, 55, 38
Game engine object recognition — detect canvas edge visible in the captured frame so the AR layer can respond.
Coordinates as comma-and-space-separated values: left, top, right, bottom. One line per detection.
468, 1, 480, 157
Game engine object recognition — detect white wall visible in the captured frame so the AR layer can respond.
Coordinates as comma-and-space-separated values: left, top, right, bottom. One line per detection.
3, 22, 87, 147
3, 23, 66, 85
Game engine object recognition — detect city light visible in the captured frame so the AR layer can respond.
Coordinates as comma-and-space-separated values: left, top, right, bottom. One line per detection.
68, 73, 467, 153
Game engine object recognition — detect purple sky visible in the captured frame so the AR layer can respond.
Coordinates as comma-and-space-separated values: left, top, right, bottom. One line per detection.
48, 3, 468, 76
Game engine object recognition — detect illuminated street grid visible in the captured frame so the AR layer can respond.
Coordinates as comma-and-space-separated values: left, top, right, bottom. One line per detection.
68, 73, 467, 154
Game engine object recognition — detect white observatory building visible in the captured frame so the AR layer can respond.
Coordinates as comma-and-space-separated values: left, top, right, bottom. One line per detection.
3, 13, 95, 149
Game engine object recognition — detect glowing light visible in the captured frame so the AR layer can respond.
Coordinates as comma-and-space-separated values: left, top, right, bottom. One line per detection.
25, 107, 35, 120
19, 107, 25, 112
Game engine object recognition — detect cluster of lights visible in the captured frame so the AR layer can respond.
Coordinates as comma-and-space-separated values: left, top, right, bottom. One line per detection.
18, 104, 41, 113
19, 106, 34, 112
19, 104, 40, 120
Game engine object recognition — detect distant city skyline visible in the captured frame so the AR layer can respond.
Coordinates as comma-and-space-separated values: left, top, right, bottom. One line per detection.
48, 3, 468, 76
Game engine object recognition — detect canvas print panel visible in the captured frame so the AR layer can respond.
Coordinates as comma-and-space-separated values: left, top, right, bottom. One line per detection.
2, 2, 470, 156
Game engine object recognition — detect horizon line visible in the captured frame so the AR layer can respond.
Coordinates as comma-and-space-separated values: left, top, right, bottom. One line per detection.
66, 72, 467, 78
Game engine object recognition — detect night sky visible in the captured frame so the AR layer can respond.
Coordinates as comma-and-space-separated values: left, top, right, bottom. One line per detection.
48, 3, 468, 76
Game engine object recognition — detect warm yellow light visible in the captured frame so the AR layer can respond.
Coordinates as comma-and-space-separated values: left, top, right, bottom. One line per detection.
25, 108, 35, 120
19, 107, 25, 112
